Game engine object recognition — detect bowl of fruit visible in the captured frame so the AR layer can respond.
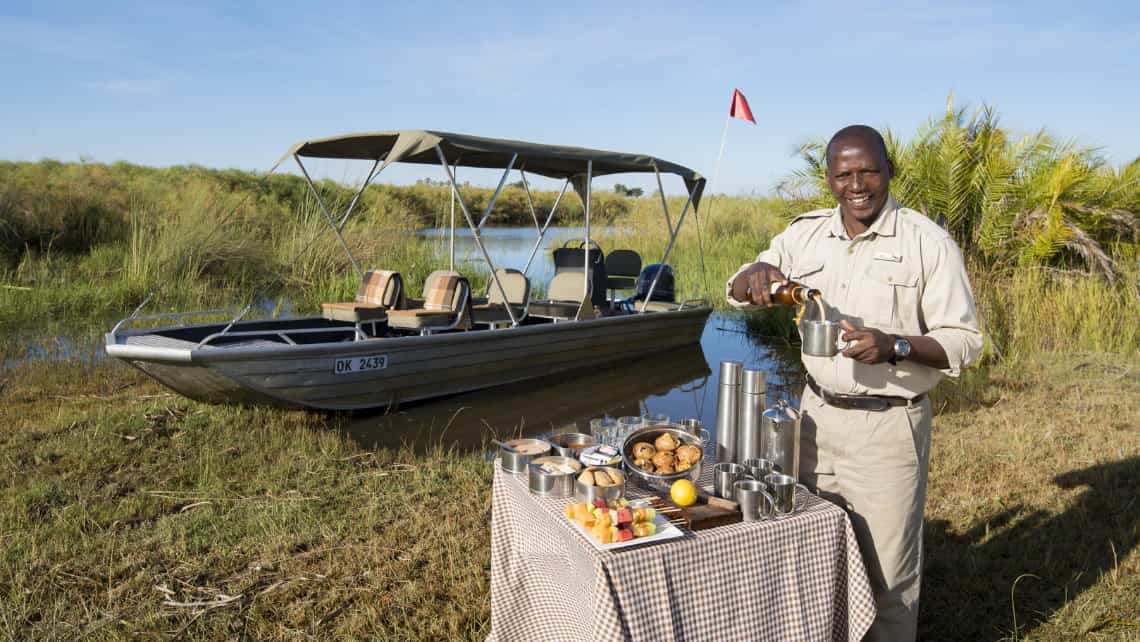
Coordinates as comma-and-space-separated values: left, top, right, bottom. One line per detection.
621, 425, 704, 491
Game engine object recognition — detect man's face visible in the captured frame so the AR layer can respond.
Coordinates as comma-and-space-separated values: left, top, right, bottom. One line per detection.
826, 138, 893, 226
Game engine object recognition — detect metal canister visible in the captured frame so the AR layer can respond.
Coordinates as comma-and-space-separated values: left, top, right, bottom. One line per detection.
715, 361, 744, 465
737, 369, 766, 463
760, 399, 801, 480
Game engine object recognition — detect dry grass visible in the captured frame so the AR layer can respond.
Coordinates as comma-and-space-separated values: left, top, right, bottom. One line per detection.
1, 353, 1136, 640
923, 355, 1140, 641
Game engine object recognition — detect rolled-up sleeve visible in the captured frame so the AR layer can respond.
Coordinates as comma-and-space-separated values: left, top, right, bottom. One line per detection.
923, 238, 984, 376
724, 231, 794, 309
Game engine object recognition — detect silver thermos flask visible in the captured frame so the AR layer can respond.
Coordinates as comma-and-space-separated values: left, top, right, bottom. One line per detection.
761, 399, 801, 480
737, 369, 766, 463
715, 361, 744, 464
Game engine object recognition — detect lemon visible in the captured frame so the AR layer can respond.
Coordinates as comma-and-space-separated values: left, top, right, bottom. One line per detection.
670, 479, 697, 507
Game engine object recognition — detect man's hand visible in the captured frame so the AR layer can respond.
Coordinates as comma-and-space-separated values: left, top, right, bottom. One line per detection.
839, 320, 894, 364
730, 262, 788, 306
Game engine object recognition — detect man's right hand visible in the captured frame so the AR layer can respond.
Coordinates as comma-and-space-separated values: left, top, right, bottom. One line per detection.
730, 262, 788, 306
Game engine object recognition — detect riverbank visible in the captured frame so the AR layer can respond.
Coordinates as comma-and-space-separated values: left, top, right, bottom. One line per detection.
1, 352, 1135, 640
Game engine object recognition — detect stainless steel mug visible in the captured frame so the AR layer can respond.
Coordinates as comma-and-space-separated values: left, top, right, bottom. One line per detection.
679, 418, 712, 448
713, 462, 749, 501
800, 319, 849, 357
734, 479, 775, 522
743, 457, 775, 481
764, 473, 800, 518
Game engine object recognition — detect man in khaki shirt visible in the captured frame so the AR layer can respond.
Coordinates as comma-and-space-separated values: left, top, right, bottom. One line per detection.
727, 125, 983, 641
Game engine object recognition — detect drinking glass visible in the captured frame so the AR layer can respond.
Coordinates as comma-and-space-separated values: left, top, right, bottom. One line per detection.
641, 412, 670, 426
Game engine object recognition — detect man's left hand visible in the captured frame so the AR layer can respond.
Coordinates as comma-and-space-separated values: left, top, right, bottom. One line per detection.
838, 320, 894, 364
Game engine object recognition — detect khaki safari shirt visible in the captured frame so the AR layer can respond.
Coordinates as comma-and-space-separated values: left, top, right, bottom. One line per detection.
726, 195, 983, 398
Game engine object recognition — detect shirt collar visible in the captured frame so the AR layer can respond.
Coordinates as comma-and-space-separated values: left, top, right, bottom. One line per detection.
831, 194, 899, 240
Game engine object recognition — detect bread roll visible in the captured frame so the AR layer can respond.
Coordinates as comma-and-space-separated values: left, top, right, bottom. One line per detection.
578, 470, 595, 486
603, 468, 624, 485
654, 433, 679, 452
632, 442, 656, 460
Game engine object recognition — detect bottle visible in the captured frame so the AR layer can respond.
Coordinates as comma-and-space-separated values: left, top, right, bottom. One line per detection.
715, 361, 743, 465
737, 369, 766, 463
769, 280, 820, 306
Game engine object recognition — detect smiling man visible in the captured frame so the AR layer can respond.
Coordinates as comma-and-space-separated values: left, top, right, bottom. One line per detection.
726, 125, 983, 640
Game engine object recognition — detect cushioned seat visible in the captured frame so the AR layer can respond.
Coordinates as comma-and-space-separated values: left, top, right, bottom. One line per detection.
387, 270, 472, 333
529, 272, 594, 321
605, 249, 642, 299
472, 269, 530, 327
321, 270, 404, 323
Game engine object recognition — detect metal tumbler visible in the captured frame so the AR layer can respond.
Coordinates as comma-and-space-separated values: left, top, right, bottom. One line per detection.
715, 361, 744, 465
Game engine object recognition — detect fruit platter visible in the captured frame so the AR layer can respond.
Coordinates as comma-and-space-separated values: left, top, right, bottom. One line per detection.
563, 498, 684, 551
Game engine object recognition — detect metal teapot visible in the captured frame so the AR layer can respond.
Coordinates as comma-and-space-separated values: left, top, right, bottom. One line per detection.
760, 399, 800, 480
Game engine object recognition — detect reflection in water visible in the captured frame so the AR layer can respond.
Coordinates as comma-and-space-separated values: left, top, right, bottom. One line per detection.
341, 311, 808, 454
342, 344, 712, 452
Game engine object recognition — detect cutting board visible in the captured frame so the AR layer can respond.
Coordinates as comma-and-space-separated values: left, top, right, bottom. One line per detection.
647, 492, 742, 531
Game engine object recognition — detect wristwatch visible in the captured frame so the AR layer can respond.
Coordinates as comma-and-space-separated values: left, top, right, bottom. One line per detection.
890, 335, 912, 364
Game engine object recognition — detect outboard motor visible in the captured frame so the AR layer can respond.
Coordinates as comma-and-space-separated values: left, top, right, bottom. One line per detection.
634, 264, 675, 302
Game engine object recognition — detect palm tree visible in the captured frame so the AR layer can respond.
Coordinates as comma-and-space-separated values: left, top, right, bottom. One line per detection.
778, 96, 1138, 279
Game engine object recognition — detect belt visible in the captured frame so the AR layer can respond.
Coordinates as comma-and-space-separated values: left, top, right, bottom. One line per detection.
807, 376, 925, 412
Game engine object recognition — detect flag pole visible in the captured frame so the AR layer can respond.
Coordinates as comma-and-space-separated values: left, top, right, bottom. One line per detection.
694, 114, 730, 301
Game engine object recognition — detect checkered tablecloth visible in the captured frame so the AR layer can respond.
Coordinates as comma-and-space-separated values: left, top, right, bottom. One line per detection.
487, 460, 875, 642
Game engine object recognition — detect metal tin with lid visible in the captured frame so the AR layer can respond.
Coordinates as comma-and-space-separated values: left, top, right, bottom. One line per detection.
760, 399, 801, 480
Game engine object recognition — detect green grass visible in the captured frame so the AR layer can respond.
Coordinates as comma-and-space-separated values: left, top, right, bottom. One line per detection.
0, 353, 1135, 640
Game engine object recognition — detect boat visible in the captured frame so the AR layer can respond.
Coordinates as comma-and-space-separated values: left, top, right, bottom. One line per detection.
104, 130, 712, 410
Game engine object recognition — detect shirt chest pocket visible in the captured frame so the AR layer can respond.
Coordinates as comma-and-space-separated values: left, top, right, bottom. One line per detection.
790, 260, 826, 290
863, 262, 921, 330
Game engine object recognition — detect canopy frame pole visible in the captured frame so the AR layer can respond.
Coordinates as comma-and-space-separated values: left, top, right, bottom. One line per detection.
522, 179, 569, 276
294, 154, 363, 279
336, 157, 383, 231
639, 181, 696, 313
434, 146, 518, 327
519, 168, 541, 232
652, 165, 673, 234
476, 154, 519, 230
449, 159, 459, 272
580, 160, 593, 320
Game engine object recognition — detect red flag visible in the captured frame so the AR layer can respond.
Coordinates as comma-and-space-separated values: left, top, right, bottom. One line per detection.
728, 88, 756, 124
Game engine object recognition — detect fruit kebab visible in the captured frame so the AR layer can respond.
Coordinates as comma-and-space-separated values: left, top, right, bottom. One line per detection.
564, 499, 661, 544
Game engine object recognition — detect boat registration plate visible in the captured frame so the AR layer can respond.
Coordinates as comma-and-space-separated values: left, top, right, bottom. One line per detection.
334, 355, 388, 375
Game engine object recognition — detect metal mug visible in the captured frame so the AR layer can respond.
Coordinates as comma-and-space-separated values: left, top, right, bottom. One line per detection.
679, 418, 712, 448
734, 479, 776, 522
743, 457, 776, 481
713, 462, 750, 501
800, 319, 850, 357
764, 473, 804, 518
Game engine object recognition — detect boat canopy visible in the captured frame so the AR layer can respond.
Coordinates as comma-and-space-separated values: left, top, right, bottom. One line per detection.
271, 129, 705, 210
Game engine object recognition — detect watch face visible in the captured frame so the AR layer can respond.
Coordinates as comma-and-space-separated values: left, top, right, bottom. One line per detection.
894, 338, 911, 359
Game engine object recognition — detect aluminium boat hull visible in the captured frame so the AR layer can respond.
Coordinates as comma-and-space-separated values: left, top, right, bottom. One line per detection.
106, 307, 711, 411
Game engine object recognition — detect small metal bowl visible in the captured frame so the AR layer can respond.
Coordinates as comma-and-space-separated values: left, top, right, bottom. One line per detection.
500, 438, 552, 474
527, 456, 582, 497
622, 425, 705, 491
574, 466, 626, 503
549, 432, 597, 458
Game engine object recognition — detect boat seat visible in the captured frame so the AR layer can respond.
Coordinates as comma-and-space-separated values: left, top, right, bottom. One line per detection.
472, 269, 530, 327
387, 270, 472, 333
605, 250, 642, 297
529, 271, 594, 321
321, 270, 404, 322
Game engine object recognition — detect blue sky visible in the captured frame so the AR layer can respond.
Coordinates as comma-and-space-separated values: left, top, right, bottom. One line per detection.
2, 1, 1138, 195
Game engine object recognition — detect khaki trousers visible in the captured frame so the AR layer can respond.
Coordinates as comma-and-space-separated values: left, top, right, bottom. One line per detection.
799, 385, 932, 642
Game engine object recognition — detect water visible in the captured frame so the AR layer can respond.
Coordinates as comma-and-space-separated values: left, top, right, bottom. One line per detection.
343, 311, 805, 453
416, 226, 623, 287
7, 227, 807, 453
